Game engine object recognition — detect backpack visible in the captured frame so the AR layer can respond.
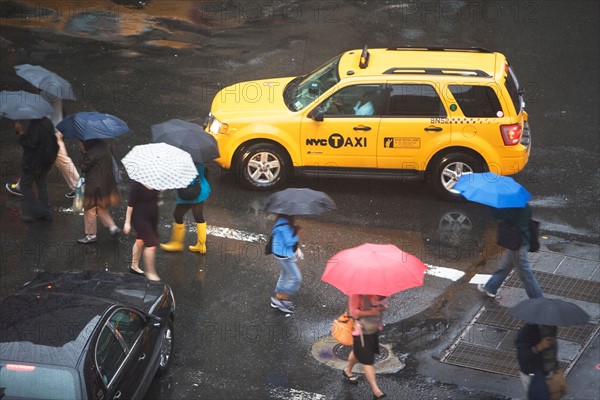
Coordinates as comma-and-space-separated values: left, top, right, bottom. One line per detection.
264, 221, 290, 255
177, 177, 201, 200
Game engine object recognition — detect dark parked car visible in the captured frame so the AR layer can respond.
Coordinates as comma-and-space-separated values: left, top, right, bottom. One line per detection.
0, 271, 175, 400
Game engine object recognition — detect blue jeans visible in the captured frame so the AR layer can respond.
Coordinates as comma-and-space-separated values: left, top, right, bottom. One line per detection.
274, 255, 302, 296
484, 245, 544, 298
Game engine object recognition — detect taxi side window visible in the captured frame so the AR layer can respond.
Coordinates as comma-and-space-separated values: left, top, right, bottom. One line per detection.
449, 85, 502, 117
385, 84, 447, 117
322, 84, 383, 117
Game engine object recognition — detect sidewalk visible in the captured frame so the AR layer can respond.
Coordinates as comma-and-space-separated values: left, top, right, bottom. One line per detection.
427, 235, 600, 399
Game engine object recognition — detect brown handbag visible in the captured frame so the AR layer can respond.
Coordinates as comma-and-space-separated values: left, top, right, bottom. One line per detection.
332, 312, 354, 346
546, 368, 568, 400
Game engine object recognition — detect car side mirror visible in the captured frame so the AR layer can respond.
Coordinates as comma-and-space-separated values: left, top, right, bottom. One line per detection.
146, 314, 162, 328
308, 108, 324, 122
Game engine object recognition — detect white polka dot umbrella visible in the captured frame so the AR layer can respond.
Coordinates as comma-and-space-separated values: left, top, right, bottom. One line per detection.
121, 143, 198, 190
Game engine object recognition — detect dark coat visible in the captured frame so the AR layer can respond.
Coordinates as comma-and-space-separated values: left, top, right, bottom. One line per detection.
491, 204, 532, 246
515, 323, 557, 374
18, 118, 58, 174
81, 139, 120, 210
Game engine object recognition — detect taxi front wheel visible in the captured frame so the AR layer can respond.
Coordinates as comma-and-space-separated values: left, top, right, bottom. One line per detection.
238, 143, 290, 190
430, 152, 485, 202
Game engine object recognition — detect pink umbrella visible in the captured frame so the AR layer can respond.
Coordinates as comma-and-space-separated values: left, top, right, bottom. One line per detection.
321, 243, 428, 296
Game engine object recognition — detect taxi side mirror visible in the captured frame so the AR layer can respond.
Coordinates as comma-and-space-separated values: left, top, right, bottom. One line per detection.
308, 108, 324, 122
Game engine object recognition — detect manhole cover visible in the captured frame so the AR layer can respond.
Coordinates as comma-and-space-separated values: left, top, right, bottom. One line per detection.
332, 343, 390, 362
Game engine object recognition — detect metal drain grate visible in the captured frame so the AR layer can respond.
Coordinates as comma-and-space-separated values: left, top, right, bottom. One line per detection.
332, 343, 390, 362
443, 342, 568, 377
505, 271, 600, 303
476, 300, 598, 345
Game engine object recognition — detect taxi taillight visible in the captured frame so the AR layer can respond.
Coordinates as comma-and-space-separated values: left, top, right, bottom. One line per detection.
501, 123, 522, 145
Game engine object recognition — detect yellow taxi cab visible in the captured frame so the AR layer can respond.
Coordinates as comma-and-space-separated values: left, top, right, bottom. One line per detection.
205, 46, 531, 200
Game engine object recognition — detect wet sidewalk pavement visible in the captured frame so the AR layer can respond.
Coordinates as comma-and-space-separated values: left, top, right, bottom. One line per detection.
426, 236, 600, 399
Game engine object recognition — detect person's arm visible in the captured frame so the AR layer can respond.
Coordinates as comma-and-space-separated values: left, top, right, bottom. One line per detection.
123, 206, 133, 234
348, 295, 384, 319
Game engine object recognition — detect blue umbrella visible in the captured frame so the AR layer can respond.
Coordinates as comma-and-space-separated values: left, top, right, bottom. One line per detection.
0, 90, 53, 120
454, 172, 531, 208
57, 112, 129, 140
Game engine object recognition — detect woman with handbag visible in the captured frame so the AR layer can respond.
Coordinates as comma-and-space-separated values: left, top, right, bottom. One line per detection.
343, 294, 388, 399
77, 139, 121, 244
478, 204, 544, 299
160, 162, 211, 253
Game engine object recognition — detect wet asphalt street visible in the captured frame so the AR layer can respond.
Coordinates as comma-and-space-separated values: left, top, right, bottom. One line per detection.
1, 1, 599, 399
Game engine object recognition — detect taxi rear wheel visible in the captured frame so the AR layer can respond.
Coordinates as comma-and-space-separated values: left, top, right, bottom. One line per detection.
238, 143, 290, 190
431, 152, 485, 201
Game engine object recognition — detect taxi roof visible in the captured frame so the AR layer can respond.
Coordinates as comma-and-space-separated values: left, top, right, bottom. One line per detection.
338, 47, 504, 80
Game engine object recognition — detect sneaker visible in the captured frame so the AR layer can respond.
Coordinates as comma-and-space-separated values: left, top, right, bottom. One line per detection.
278, 300, 295, 314
477, 284, 496, 298
78, 235, 97, 244
5, 183, 23, 197
65, 191, 76, 199
270, 296, 283, 309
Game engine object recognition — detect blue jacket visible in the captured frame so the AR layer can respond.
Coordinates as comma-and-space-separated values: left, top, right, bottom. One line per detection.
176, 163, 211, 204
271, 217, 298, 258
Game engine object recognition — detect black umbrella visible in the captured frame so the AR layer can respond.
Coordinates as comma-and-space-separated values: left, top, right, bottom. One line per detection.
151, 119, 220, 163
0, 90, 53, 120
265, 188, 337, 215
510, 298, 590, 326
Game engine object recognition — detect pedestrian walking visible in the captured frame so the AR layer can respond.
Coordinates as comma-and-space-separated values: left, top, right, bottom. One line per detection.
160, 162, 211, 253
15, 118, 59, 221
77, 139, 121, 244
342, 294, 388, 399
268, 214, 302, 314
515, 323, 559, 400
6, 130, 81, 199
478, 204, 544, 299
123, 181, 161, 281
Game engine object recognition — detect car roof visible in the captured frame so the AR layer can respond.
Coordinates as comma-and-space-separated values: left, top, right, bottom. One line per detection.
338, 47, 504, 80
0, 271, 165, 367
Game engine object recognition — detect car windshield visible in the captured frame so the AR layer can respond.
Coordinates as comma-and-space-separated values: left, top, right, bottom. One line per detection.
0, 362, 81, 400
285, 55, 341, 111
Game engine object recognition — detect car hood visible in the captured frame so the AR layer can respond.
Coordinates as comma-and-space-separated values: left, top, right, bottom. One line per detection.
211, 76, 295, 119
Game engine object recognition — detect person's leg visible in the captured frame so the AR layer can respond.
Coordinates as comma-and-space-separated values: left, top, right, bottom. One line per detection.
35, 170, 51, 220
79, 208, 98, 243
343, 350, 359, 382
161, 204, 190, 252
19, 171, 36, 220
363, 365, 385, 398
189, 202, 207, 253
516, 246, 544, 298
483, 249, 517, 295
131, 239, 144, 273
143, 246, 160, 281
274, 256, 302, 298
96, 207, 120, 234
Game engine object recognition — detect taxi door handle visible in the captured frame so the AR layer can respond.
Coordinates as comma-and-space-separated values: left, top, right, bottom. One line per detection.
424, 126, 443, 132
353, 125, 371, 131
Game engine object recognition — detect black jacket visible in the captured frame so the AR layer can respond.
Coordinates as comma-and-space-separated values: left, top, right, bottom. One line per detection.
18, 118, 58, 174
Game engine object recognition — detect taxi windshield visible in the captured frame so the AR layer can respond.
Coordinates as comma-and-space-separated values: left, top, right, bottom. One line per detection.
285, 55, 341, 111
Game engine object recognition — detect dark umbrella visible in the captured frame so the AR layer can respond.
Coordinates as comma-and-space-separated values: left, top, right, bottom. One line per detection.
57, 112, 129, 140
0, 90, 53, 120
265, 188, 336, 215
510, 298, 590, 326
151, 119, 219, 163
15, 64, 76, 101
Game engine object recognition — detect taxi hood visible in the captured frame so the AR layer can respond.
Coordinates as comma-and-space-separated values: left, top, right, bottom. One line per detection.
211, 77, 295, 119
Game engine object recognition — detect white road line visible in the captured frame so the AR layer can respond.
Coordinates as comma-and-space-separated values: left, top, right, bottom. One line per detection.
192, 225, 469, 282
269, 387, 326, 400
425, 264, 465, 282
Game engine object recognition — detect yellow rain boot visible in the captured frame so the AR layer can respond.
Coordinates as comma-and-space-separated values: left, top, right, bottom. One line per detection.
189, 222, 207, 254
160, 223, 185, 252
